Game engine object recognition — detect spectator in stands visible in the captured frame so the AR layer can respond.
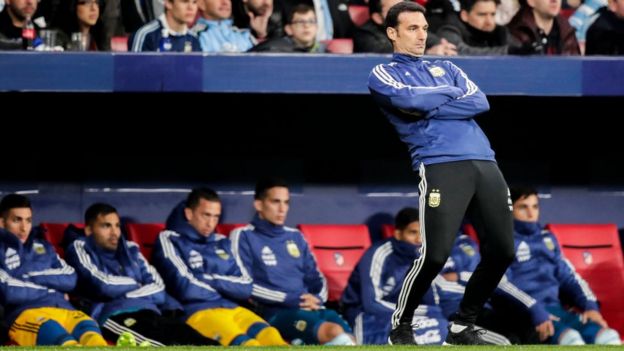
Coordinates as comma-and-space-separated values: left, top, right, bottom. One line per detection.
353, 0, 458, 55
0, 194, 108, 346
230, 177, 356, 345
507, 0, 580, 54
129, 0, 200, 52
53, 0, 106, 50
232, 0, 283, 40
64, 203, 219, 346
506, 186, 621, 345
273, 0, 352, 40
193, 0, 256, 52
568, 0, 606, 54
585, 0, 624, 54
369, 2, 515, 345
250, 4, 325, 52
152, 187, 287, 346
437, 0, 534, 54
0, 0, 43, 49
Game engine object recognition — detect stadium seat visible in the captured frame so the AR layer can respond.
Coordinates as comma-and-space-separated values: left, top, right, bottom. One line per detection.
125, 223, 165, 261
546, 223, 624, 336
381, 224, 395, 239
40, 222, 84, 258
297, 224, 371, 301
216, 223, 246, 236
348, 4, 369, 27
321, 39, 354, 54
110, 36, 128, 52
462, 222, 479, 244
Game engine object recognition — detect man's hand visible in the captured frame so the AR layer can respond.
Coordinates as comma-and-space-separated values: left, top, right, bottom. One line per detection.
248, 10, 271, 40
299, 293, 321, 310
581, 310, 608, 328
425, 38, 457, 56
535, 317, 555, 341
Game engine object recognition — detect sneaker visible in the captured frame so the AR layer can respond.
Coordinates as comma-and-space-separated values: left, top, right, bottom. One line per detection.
116, 332, 136, 347
444, 323, 491, 345
388, 322, 416, 345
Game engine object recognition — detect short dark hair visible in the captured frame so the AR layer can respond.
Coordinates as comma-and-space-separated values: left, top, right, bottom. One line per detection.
255, 177, 289, 200
510, 186, 538, 204
0, 194, 32, 219
186, 187, 220, 210
85, 203, 118, 226
384, 1, 426, 30
287, 4, 315, 24
395, 207, 419, 230
460, 0, 500, 12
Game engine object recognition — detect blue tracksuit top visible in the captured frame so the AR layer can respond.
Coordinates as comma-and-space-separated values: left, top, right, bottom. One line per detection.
507, 220, 599, 313
129, 14, 201, 52
368, 53, 495, 171
438, 234, 549, 325
229, 215, 328, 318
341, 238, 442, 326
0, 228, 76, 325
64, 235, 165, 323
151, 202, 252, 318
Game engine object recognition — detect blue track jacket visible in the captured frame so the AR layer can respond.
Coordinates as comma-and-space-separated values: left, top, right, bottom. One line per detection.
229, 215, 328, 318
507, 220, 599, 315
368, 54, 496, 171
152, 202, 253, 318
64, 235, 165, 323
0, 228, 76, 325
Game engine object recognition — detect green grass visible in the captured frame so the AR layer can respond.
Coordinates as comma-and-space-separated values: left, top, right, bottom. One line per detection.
1, 346, 622, 350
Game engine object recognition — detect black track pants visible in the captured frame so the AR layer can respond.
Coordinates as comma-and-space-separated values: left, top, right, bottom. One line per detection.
391, 160, 515, 327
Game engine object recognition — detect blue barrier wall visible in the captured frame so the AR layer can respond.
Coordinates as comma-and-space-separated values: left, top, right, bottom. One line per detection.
2, 53, 624, 95
2, 183, 623, 242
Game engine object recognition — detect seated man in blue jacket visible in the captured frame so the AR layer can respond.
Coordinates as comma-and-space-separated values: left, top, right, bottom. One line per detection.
152, 187, 287, 346
230, 177, 355, 345
341, 207, 451, 345
64, 203, 218, 346
0, 194, 107, 346
507, 186, 621, 345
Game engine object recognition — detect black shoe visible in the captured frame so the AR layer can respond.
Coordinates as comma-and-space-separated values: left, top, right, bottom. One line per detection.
444, 323, 492, 345
388, 322, 416, 345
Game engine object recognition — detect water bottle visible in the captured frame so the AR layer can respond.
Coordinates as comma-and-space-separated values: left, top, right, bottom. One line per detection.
158, 29, 172, 52
22, 16, 35, 50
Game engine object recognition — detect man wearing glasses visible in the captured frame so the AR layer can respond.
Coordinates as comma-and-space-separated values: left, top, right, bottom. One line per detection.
250, 4, 324, 52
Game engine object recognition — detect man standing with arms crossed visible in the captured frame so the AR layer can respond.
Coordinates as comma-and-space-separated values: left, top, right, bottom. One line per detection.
368, 1, 515, 345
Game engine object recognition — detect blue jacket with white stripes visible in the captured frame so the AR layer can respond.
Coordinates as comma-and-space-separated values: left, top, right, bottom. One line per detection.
341, 237, 442, 326
438, 234, 550, 325
151, 202, 252, 318
229, 215, 328, 318
128, 14, 201, 52
0, 228, 76, 325
507, 220, 599, 314
64, 235, 165, 323
368, 54, 495, 171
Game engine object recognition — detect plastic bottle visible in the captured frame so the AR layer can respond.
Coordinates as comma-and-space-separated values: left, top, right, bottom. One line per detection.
22, 16, 35, 50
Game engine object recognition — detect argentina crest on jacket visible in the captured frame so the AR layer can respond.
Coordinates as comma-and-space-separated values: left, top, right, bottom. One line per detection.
286, 240, 300, 258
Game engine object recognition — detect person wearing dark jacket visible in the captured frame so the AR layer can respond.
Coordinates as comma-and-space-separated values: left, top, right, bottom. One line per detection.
250, 4, 325, 52
64, 203, 218, 346
585, 0, 624, 55
507, 0, 580, 55
369, 2, 515, 345
437, 0, 530, 54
